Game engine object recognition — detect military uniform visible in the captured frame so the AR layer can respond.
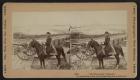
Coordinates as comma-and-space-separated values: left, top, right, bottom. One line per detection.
104, 33, 114, 56
45, 37, 53, 55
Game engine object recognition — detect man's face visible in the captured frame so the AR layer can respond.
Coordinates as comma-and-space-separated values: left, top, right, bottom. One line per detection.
46, 33, 51, 37
91, 38, 93, 41
105, 33, 109, 37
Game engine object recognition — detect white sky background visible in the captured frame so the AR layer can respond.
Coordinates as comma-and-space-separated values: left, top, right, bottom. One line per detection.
12, 10, 127, 35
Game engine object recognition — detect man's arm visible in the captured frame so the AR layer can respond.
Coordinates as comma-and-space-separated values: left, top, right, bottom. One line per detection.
51, 40, 57, 54
110, 42, 117, 55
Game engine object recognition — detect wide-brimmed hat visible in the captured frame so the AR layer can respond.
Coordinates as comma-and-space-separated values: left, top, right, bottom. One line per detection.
46, 32, 51, 35
105, 31, 109, 34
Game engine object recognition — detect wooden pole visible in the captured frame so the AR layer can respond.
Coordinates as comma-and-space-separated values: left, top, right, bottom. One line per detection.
69, 25, 71, 65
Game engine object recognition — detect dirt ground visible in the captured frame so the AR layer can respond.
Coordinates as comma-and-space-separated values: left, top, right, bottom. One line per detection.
12, 46, 127, 70
12, 37, 127, 70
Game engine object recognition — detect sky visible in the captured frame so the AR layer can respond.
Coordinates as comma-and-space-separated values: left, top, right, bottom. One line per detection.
12, 10, 127, 35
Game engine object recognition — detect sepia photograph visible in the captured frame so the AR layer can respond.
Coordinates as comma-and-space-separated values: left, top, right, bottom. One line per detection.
3, 3, 137, 78
12, 11, 128, 70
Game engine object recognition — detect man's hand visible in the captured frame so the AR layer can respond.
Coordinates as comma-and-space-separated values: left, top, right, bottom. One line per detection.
51, 41, 57, 54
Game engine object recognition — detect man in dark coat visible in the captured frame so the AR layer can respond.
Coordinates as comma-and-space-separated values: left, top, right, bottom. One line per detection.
104, 31, 114, 56
45, 32, 53, 56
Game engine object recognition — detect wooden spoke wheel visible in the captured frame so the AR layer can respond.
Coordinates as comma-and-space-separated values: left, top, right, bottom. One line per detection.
15, 45, 35, 61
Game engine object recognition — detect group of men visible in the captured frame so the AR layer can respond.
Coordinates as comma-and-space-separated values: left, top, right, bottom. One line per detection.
45, 31, 113, 56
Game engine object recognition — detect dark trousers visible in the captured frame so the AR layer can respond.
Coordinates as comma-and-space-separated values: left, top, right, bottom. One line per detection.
46, 46, 52, 55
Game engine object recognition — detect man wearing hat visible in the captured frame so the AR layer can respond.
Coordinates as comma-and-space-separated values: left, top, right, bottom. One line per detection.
45, 32, 53, 56
104, 31, 110, 46
104, 31, 115, 56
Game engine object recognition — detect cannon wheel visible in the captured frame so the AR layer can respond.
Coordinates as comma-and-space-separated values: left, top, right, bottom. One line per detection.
75, 50, 94, 61
16, 50, 33, 61
14, 44, 36, 61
